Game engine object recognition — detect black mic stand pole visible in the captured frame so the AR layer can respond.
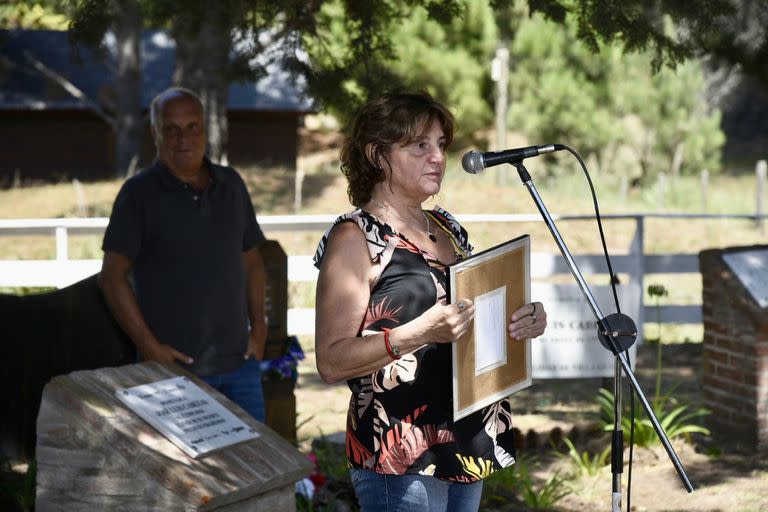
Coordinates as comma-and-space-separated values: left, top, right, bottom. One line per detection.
511, 161, 694, 511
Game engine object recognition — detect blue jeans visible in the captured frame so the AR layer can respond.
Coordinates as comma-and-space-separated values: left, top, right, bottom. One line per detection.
201, 358, 265, 422
350, 469, 483, 512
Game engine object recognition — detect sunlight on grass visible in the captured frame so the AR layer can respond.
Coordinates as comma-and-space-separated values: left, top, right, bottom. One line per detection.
0, 180, 123, 219
289, 282, 316, 309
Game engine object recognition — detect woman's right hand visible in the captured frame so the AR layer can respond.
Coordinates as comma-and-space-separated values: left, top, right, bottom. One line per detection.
415, 298, 475, 344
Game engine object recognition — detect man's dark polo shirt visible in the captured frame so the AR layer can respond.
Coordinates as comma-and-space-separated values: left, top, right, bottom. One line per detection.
102, 159, 265, 376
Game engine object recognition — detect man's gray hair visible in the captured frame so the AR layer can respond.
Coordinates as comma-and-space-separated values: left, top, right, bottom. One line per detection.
149, 87, 204, 132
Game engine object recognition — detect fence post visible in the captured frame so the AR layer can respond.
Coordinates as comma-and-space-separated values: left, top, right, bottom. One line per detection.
757, 160, 766, 232
294, 168, 305, 214
700, 169, 709, 212
55, 226, 68, 262
631, 215, 645, 343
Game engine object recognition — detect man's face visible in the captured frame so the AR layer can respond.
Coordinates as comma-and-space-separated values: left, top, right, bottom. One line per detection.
153, 96, 206, 175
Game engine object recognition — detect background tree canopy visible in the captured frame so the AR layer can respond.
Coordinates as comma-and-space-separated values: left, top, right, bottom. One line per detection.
303, 0, 498, 143
3, 0, 760, 181
506, 10, 725, 181
306, 0, 726, 181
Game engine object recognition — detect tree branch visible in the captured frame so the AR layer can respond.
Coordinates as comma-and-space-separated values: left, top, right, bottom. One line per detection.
23, 50, 115, 128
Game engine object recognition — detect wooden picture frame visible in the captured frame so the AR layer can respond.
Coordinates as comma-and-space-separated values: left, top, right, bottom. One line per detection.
447, 235, 532, 421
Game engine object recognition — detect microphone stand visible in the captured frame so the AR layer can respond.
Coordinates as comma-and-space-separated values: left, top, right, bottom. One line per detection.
512, 161, 694, 511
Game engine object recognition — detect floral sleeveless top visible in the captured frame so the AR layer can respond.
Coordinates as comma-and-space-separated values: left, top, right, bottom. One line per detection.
313, 207, 518, 482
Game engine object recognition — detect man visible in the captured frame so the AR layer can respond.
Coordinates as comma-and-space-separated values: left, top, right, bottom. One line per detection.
100, 87, 268, 421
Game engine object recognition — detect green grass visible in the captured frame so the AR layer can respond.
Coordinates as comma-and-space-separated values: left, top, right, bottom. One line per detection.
559, 437, 610, 478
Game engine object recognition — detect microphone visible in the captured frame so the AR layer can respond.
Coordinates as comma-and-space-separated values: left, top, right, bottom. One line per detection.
462, 144, 564, 173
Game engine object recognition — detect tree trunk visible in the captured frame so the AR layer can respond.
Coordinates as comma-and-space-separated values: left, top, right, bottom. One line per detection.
112, 0, 143, 178
172, 3, 231, 164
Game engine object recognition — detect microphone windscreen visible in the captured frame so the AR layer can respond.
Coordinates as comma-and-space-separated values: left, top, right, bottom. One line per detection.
461, 151, 484, 174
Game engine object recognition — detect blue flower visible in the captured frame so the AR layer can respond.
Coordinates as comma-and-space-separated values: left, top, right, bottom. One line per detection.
262, 336, 304, 381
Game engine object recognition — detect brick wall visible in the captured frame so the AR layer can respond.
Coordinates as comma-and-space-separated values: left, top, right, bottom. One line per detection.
699, 245, 768, 452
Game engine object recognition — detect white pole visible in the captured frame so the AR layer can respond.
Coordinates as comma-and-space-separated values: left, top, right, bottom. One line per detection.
73, 179, 87, 217
657, 172, 666, 210
619, 175, 629, 204
492, 45, 509, 186
757, 160, 766, 232
294, 167, 305, 214
700, 169, 709, 212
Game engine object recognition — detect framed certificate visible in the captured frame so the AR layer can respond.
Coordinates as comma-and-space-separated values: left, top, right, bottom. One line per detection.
447, 235, 532, 421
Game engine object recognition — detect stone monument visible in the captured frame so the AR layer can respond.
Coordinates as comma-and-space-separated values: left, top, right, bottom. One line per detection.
36, 362, 313, 511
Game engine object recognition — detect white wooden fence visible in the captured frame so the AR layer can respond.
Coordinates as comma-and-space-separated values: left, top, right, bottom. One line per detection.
0, 213, 762, 334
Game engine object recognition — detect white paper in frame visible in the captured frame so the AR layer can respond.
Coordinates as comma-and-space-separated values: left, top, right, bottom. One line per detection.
447, 235, 532, 421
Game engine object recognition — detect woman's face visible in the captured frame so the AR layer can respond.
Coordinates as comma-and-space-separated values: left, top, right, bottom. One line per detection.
384, 118, 447, 202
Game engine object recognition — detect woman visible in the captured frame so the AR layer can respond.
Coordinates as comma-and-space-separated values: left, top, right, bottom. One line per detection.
313, 91, 548, 511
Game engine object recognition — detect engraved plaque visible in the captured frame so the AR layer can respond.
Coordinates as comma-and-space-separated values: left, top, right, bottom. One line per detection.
723, 249, 768, 308
116, 376, 259, 458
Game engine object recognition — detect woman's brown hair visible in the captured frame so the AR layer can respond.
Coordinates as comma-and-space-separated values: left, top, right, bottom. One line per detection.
340, 91, 455, 207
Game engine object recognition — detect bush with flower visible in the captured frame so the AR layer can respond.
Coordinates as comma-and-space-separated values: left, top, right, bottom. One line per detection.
261, 336, 304, 382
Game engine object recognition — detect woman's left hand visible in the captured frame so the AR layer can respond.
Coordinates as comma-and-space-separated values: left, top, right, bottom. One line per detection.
508, 302, 547, 341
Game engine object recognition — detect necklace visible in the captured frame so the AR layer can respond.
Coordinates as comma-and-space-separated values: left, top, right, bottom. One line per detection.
370, 198, 437, 242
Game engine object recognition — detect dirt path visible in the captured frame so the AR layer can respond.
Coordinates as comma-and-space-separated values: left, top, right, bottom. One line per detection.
553, 441, 768, 512
295, 342, 768, 511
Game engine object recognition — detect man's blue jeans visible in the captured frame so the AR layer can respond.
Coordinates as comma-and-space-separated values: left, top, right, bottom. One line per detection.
350, 469, 484, 512
201, 358, 266, 422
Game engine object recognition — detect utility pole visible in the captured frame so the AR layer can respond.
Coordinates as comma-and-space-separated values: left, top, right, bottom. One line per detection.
491, 45, 509, 185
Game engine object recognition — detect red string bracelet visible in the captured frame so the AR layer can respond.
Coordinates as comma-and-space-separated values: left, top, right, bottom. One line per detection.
382, 328, 401, 360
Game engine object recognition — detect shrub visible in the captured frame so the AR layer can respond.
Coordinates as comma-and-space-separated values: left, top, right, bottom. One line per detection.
596, 388, 710, 448
482, 454, 570, 510
559, 437, 610, 478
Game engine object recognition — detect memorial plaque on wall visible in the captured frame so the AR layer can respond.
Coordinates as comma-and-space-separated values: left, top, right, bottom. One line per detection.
723, 249, 768, 308
116, 376, 259, 458
531, 283, 640, 378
